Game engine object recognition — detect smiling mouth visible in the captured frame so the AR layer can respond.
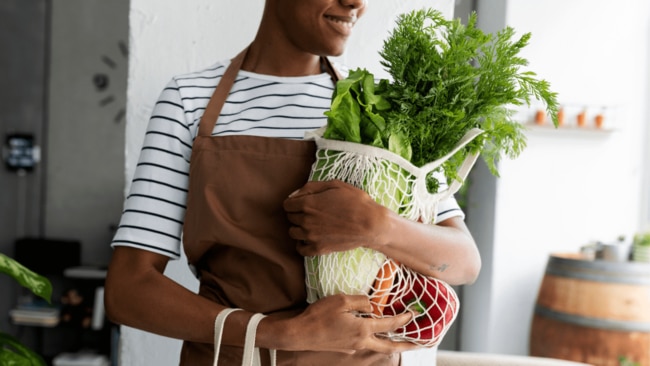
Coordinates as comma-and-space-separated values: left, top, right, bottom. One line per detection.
324, 15, 357, 30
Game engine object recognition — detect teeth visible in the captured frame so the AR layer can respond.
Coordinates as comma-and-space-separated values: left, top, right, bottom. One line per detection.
326, 15, 356, 28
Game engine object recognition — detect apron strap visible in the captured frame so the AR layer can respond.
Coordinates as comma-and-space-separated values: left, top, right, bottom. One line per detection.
198, 48, 341, 137
321, 56, 343, 84
198, 48, 249, 137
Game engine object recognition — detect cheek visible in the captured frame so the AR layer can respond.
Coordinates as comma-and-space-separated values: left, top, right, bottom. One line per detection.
292, 22, 347, 55
275, 6, 350, 56
277, 8, 319, 41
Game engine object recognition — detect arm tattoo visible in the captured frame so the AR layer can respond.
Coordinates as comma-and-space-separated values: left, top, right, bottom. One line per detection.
431, 263, 449, 272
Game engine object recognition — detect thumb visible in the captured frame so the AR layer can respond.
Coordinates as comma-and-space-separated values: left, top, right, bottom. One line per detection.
376, 311, 413, 333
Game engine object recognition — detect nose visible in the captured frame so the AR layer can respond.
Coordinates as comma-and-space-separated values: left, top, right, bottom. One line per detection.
340, 0, 366, 10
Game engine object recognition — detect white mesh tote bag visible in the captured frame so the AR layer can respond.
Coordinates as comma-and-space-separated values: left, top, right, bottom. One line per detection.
304, 126, 482, 347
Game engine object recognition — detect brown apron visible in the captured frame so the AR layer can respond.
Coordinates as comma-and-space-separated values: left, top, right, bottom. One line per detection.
180, 48, 400, 366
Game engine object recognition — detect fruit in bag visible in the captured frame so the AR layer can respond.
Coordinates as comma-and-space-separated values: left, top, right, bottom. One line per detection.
380, 269, 459, 346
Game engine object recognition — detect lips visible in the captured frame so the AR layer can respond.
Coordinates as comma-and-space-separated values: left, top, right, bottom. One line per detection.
324, 14, 357, 36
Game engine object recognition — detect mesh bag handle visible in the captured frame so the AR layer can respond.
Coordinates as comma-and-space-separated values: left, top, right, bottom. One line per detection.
305, 127, 483, 224
213, 309, 277, 366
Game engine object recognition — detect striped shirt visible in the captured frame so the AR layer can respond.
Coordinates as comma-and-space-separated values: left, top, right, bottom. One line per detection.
111, 60, 464, 259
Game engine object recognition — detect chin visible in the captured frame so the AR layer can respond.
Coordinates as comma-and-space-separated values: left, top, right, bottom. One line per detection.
320, 43, 347, 58
326, 49, 345, 57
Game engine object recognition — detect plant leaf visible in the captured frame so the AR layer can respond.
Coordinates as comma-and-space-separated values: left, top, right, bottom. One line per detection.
0, 253, 52, 303
388, 132, 412, 161
0, 333, 46, 366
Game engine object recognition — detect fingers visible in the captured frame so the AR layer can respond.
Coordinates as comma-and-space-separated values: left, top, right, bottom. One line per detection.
301, 294, 421, 354
283, 189, 309, 214
367, 312, 420, 354
369, 335, 421, 354
331, 293, 375, 314
373, 311, 413, 334
329, 294, 415, 342
284, 180, 372, 245
288, 180, 341, 199
295, 239, 318, 256
361, 312, 419, 354
284, 180, 346, 212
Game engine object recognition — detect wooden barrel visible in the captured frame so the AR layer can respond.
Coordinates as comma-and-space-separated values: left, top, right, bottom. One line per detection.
530, 253, 650, 366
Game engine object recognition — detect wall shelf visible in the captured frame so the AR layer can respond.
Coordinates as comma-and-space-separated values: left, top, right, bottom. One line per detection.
523, 123, 616, 135
516, 102, 622, 134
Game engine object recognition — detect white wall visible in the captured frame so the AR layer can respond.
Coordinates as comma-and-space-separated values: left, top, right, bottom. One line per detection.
121, 1, 454, 365
46, 0, 129, 265
460, 0, 650, 356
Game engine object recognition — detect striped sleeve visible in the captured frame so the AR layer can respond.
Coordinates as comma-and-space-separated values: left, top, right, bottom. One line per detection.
435, 196, 465, 223
433, 170, 465, 224
111, 78, 193, 259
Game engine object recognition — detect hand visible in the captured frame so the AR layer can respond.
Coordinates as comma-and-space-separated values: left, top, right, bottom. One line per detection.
283, 180, 389, 256
285, 294, 418, 354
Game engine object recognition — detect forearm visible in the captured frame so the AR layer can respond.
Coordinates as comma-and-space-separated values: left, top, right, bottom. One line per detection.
105, 270, 300, 349
284, 180, 481, 285
105, 247, 255, 347
371, 213, 481, 285
106, 275, 215, 343
104, 248, 358, 352
105, 248, 419, 354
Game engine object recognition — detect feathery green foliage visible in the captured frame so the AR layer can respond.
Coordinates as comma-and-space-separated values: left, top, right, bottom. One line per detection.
324, 8, 559, 191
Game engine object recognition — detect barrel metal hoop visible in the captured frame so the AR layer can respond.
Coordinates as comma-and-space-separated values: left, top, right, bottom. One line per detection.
535, 305, 650, 332
546, 257, 650, 285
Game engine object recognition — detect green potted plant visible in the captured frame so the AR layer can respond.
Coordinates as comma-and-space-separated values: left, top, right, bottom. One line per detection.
619, 355, 641, 366
0, 252, 52, 365
632, 231, 650, 263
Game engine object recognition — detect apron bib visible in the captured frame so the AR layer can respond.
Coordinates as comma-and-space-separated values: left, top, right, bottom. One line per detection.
180, 48, 400, 366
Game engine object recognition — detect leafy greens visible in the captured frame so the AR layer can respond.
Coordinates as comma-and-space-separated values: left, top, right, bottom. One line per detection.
323, 8, 559, 192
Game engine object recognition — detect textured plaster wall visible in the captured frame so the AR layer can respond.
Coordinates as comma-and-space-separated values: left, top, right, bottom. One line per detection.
46, 0, 129, 266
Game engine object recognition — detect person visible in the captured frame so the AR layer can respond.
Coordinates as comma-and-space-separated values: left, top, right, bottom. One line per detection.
104, 0, 481, 365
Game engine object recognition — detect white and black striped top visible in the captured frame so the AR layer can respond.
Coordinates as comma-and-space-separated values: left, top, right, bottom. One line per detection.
111, 60, 464, 259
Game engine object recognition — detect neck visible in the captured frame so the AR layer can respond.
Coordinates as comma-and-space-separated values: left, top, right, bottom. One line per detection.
242, 41, 322, 77
242, 35, 322, 77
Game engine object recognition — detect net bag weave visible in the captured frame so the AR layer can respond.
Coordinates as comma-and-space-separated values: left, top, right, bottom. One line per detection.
303, 127, 482, 347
